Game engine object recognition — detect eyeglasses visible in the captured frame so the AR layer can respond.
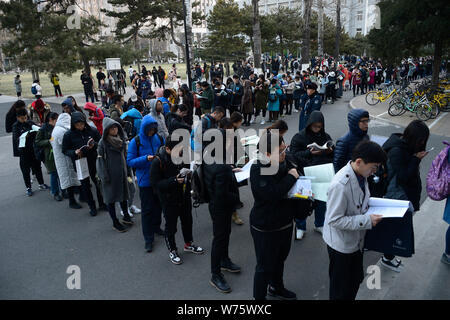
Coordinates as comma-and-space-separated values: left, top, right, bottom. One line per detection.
359, 119, 370, 124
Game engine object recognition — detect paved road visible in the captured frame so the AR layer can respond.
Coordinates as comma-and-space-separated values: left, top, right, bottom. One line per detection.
0, 90, 447, 299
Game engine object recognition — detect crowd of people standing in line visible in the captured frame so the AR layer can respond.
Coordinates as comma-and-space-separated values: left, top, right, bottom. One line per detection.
4, 53, 450, 301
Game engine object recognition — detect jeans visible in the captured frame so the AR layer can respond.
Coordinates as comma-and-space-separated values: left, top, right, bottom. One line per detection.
251, 225, 292, 300
296, 200, 326, 230
139, 186, 162, 245
446, 226, 450, 255
50, 171, 61, 196
209, 207, 233, 275
84, 90, 95, 103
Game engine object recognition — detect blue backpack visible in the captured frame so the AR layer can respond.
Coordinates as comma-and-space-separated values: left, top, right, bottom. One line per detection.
190, 116, 212, 152
31, 86, 38, 95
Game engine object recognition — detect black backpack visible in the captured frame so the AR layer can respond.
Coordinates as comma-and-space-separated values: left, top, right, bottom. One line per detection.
122, 116, 137, 139
191, 163, 210, 208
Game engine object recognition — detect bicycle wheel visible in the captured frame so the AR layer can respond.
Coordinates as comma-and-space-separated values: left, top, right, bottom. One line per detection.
415, 104, 432, 121
365, 91, 381, 105
388, 100, 405, 116
428, 101, 440, 119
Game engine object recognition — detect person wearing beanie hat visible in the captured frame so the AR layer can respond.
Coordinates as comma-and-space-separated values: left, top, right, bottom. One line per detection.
298, 82, 321, 131
61, 98, 75, 115
333, 108, 370, 172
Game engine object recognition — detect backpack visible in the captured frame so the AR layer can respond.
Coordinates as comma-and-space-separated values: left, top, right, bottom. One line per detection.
268, 88, 278, 102
134, 134, 164, 153
190, 116, 212, 151
31, 85, 37, 95
426, 141, 450, 201
123, 116, 137, 139
191, 163, 210, 208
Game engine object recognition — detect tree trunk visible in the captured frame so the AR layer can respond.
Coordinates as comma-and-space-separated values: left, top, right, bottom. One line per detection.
432, 39, 442, 89
185, 0, 193, 67
317, 0, 324, 57
252, 0, 262, 72
334, 0, 341, 60
302, 0, 312, 64
134, 32, 141, 72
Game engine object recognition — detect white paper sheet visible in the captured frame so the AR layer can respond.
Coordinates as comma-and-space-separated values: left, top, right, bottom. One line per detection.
366, 206, 408, 218
304, 163, 335, 202
288, 179, 313, 198
366, 197, 413, 218
235, 159, 256, 183
371, 135, 389, 147
240, 135, 260, 146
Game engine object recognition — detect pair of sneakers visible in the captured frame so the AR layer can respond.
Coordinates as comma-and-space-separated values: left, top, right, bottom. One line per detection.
26, 184, 50, 197
169, 242, 205, 265
120, 205, 141, 218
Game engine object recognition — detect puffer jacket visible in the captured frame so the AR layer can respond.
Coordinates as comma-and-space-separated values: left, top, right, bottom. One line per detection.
333, 109, 369, 172
149, 99, 169, 139
35, 122, 57, 173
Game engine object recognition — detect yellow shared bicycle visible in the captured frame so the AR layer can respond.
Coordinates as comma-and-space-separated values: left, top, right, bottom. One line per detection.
365, 84, 399, 105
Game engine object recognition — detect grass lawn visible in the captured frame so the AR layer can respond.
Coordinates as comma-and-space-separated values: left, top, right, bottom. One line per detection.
0, 63, 187, 99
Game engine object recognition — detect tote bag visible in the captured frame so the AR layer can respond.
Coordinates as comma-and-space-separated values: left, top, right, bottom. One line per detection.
75, 157, 90, 180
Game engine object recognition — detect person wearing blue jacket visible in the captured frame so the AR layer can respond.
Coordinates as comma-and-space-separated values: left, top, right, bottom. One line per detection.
298, 83, 322, 132
333, 109, 370, 172
127, 115, 165, 252
158, 90, 172, 115
120, 105, 143, 138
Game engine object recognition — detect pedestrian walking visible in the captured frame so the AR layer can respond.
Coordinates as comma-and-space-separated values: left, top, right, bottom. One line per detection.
14, 75, 22, 99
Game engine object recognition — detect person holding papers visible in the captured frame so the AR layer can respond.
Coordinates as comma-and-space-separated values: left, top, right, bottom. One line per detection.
323, 141, 386, 300
380, 120, 430, 272
250, 131, 303, 301
289, 110, 334, 239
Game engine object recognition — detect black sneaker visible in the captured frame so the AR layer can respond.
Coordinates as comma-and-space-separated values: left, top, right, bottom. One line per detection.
89, 207, 97, 217
54, 194, 63, 202
69, 201, 82, 209
26, 188, 33, 197
122, 215, 134, 226
113, 221, 127, 233
221, 260, 241, 273
268, 286, 297, 300
145, 242, 153, 253
381, 257, 403, 272
184, 242, 204, 254
210, 273, 231, 293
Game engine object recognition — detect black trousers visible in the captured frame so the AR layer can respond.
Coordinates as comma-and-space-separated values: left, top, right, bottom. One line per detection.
139, 186, 162, 245
54, 85, 62, 96
80, 177, 96, 209
107, 201, 128, 223
163, 203, 193, 252
327, 245, 364, 300
251, 225, 292, 300
209, 207, 233, 275
286, 94, 294, 114
19, 155, 44, 189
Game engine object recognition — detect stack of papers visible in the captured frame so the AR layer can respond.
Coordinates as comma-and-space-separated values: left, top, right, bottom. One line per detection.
235, 159, 256, 183
18, 126, 40, 148
288, 178, 313, 199
366, 198, 414, 218
240, 135, 260, 146
303, 163, 335, 202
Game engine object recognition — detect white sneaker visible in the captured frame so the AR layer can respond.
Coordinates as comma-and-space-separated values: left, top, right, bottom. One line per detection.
129, 205, 141, 214
120, 209, 134, 218
250, 117, 256, 124
295, 228, 305, 240
314, 227, 323, 235
169, 250, 182, 265
260, 119, 265, 125
293, 109, 299, 113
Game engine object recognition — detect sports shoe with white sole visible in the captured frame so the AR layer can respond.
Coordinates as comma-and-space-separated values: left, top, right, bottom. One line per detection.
295, 228, 305, 240
184, 242, 204, 254
120, 209, 133, 218
169, 250, 182, 265
314, 226, 323, 235
129, 205, 141, 214
260, 119, 265, 125
381, 257, 404, 272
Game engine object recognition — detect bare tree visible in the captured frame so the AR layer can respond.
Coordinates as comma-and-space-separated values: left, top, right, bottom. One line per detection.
252, 0, 262, 72
317, 0, 324, 57
334, 0, 341, 60
302, 0, 313, 64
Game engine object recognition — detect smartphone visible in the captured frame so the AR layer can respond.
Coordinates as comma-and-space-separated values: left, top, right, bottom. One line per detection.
426, 147, 434, 153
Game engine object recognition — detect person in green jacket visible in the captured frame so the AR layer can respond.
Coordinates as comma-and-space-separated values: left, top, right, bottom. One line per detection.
35, 112, 62, 201
200, 81, 214, 115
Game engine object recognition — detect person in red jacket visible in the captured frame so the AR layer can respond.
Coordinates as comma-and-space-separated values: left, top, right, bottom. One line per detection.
84, 102, 104, 134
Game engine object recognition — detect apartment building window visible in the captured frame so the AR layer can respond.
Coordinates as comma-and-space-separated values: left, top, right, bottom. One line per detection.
357, 11, 363, 21
356, 28, 362, 36
358, 0, 363, 4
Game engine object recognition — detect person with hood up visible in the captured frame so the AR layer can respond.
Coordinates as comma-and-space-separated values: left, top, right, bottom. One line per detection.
165, 104, 191, 135
35, 112, 62, 201
5, 100, 27, 134
120, 103, 144, 140
298, 83, 322, 132
51, 113, 82, 209
379, 120, 430, 272
288, 111, 334, 240
333, 109, 370, 172
127, 115, 165, 253
84, 102, 105, 134
97, 117, 134, 233
28, 98, 51, 126
62, 112, 105, 216
149, 99, 169, 139
241, 80, 254, 126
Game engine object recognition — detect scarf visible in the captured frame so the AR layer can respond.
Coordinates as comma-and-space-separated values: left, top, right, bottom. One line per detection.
106, 134, 123, 150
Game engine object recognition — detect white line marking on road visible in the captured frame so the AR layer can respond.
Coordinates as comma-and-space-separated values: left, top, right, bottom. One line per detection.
429, 112, 448, 129
377, 111, 388, 117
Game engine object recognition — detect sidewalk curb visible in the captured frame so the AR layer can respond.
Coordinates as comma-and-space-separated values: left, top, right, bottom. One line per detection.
348, 96, 405, 129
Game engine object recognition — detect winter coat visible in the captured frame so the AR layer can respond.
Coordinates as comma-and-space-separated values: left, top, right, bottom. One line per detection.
333, 109, 370, 172
28, 101, 51, 125
289, 111, 333, 172
62, 112, 101, 174
319, 77, 328, 94
109, 105, 123, 122
157, 97, 171, 115
12, 120, 37, 158
230, 82, 244, 106
352, 70, 362, 85
96, 118, 130, 204
254, 82, 269, 110
84, 102, 104, 134
149, 99, 169, 139
369, 70, 376, 85
121, 107, 143, 134
249, 160, 299, 231
6, 109, 26, 134
267, 85, 282, 112
298, 92, 322, 131
200, 86, 214, 111
322, 161, 372, 254
165, 112, 191, 135
382, 133, 422, 211
127, 115, 165, 188
14, 78, 22, 93
241, 82, 253, 114
150, 147, 192, 210
50, 114, 80, 190
214, 84, 229, 108
35, 122, 57, 173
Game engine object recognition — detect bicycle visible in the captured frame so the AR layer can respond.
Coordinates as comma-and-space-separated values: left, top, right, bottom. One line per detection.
388, 93, 432, 121
365, 83, 399, 105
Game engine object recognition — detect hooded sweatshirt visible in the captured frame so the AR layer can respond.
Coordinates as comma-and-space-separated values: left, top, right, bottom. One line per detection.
121, 107, 143, 134
149, 99, 169, 139
333, 108, 370, 172
127, 115, 164, 188
382, 133, 422, 211
84, 102, 104, 134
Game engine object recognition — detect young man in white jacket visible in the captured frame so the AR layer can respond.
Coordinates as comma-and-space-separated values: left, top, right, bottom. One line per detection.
323, 141, 386, 300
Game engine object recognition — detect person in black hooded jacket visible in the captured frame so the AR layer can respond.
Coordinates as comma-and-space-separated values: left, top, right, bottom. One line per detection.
379, 120, 430, 272
288, 110, 334, 239
150, 135, 204, 265
165, 104, 191, 135
62, 111, 105, 216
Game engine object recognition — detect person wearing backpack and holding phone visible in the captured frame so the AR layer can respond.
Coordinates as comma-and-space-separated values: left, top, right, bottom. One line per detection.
127, 115, 165, 253
150, 135, 204, 265
35, 112, 62, 201
381, 120, 430, 272
12, 109, 49, 197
